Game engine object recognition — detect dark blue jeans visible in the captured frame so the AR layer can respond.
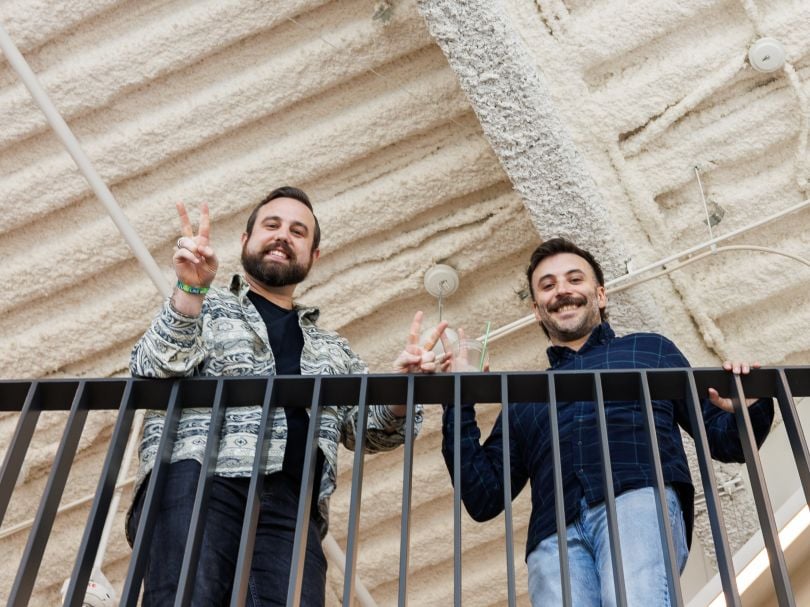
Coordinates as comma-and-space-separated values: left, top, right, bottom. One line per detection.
128, 460, 326, 607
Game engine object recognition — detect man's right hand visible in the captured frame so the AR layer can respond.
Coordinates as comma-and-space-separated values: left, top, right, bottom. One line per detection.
171, 201, 219, 315
393, 311, 452, 374
174, 201, 218, 286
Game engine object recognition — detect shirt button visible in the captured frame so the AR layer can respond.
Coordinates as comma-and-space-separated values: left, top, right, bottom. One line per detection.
579, 468, 584, 473
578, 440, 582, 446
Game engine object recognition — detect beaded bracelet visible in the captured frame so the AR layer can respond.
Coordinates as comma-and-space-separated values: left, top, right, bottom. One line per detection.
176, 280, 210, 295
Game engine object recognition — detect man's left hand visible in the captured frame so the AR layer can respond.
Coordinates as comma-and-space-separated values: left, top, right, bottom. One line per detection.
708, 360, 761, 412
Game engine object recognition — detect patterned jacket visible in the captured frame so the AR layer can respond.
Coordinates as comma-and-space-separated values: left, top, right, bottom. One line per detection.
130, 274, 421, 537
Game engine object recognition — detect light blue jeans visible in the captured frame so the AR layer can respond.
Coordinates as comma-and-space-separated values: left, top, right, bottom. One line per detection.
527, 486, 688, 607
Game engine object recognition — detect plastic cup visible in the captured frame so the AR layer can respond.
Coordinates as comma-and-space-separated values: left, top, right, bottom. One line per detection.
453, 339, 489, 372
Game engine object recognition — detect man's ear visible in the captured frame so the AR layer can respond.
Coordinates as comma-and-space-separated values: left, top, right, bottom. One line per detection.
597, 285, 607, 310
532, 301, 542, 322
240, 232, 248, 247
312, 248, 321, 263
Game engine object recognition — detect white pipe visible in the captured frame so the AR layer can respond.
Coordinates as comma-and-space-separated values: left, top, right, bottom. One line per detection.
1, 23, 370, 591
480, 198, 810, 344
92, 410, 145, 573
322, 533, 379, 607
609, 245, 810, 297
0, 477, 136, 541
604, 198, 810, 290
0, 22, 170, 596
3, 419, 378, 605
0, 23, 171, 298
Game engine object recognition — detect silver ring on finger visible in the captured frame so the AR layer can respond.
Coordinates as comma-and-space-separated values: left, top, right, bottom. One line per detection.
176, 237, 184, 249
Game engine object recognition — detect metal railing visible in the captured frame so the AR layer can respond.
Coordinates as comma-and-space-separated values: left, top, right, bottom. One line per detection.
1, 367, 809, 606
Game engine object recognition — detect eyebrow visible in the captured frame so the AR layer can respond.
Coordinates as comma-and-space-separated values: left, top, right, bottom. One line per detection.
537, 269, 586, 283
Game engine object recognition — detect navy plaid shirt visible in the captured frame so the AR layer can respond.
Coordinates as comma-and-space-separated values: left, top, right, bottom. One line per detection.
441, 323, 774, 560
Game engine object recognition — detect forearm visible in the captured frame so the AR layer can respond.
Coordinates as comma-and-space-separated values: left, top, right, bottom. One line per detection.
130, 297, 205, 377
339, 399, 423, 453
704, 397, 775, 462
441, 403, 509, 521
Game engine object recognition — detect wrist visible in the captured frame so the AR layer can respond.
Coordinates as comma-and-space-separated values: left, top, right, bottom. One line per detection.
176, 280, 210, 295
170, 286, 207, 317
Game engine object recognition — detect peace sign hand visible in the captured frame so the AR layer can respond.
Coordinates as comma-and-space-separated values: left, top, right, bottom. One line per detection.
393, 311, 452, 374
174, 201, 218, 289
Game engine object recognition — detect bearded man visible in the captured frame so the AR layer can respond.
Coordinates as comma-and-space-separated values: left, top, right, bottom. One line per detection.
128, 187, 446, 606
441, 237, 774, 606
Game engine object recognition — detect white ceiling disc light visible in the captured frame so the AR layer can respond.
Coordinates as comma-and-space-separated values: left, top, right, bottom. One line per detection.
423, 264, 459, 298
748, 37, 787, 73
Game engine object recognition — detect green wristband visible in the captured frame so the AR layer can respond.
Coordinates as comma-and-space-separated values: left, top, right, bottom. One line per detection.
176, 280, 210, 295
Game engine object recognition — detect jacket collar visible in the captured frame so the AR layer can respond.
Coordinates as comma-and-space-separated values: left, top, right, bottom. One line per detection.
230, 274, 320, 323
546, 322, 614, 367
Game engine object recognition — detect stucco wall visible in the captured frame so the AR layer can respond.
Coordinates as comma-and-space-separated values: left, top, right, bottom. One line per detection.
1, 0, 808, 605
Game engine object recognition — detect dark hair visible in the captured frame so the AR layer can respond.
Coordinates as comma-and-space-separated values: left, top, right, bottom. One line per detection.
526, 237, 608, 328
245, 186, 321, 251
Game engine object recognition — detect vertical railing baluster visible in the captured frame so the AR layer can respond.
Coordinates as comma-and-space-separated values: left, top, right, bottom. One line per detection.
397, 374, 417, 607
121, 380, 183, 605
0, 381, 40, 527
342, 376, 370, 606
175, 379, 227, 607
451, 373, 462, 607
499, 374, 517, 607
684, 370, 741, 606
638, 371, 683, 606
286, 377, 323, 607
64, 380, 134, 607
593, 372, 627, 606
9, 381, 90, 606
729, 374, 794, 606
231, 377, 276, 606
775, 369, 810, 503
547, 373, 571, 607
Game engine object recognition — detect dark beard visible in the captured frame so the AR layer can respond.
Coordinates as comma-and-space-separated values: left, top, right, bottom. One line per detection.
540, 294, 600, 343
241, 243, 311, 287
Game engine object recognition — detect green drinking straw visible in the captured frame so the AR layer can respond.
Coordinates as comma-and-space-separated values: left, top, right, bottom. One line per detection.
479, 321, 491, 371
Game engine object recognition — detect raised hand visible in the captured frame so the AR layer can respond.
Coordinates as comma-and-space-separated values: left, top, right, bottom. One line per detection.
393, 311, 452, 374
449, 328, 490, 372
174, 201, 218, 290
708, 360, 761, 412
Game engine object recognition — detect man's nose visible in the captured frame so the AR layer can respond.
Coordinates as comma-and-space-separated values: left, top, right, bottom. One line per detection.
274, 226, 291, 242
554, 280, 572, 296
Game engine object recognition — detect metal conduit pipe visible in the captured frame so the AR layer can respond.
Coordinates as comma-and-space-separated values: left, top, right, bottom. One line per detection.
0, 23, 370, 603
322, 534, 379, 607
479, 198, 810, 344
0, 23, 171, 299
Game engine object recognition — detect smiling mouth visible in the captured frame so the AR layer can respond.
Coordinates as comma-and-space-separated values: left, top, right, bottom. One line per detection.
548, 296, 586, 315
263, 243, 293, 262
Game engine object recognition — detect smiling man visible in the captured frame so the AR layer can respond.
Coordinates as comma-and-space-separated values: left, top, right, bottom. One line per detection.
441, 237, 775, 606
128, 187, 446, 606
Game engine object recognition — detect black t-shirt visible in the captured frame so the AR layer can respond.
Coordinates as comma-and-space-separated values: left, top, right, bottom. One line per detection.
247, 291, 323, 512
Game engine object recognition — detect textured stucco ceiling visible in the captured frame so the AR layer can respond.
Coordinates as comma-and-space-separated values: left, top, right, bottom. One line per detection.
0, 0, 808, 605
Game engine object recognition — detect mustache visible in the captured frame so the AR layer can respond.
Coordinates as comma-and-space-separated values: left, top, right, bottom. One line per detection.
547, 295, 586, 313
263, 240, 294, 259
